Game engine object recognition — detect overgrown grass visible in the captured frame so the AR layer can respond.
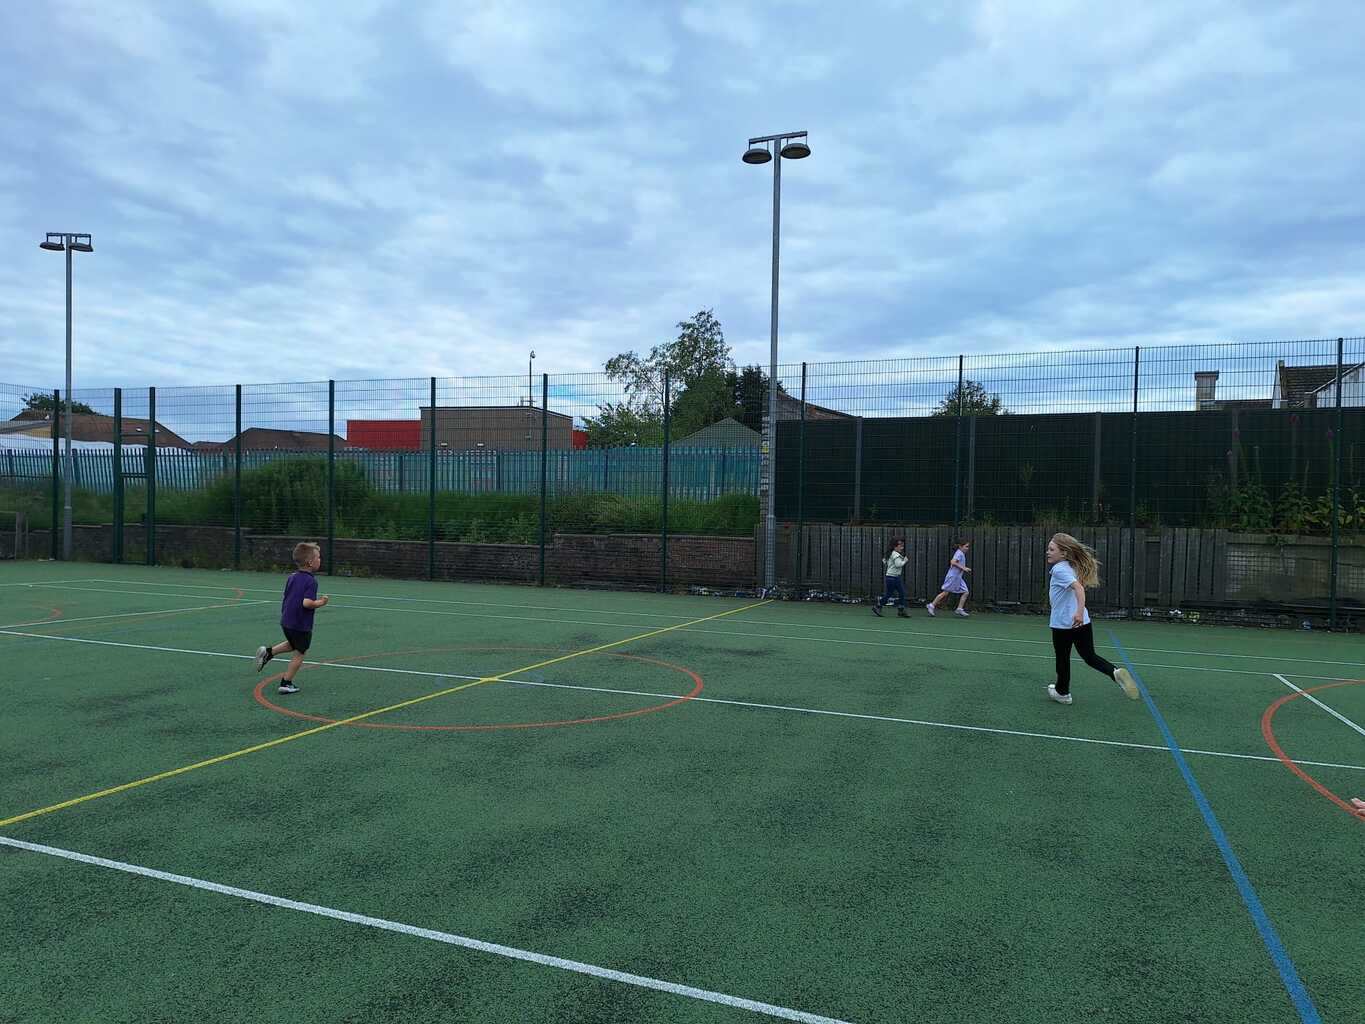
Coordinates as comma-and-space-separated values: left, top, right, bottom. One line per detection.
0, 459, 760, 543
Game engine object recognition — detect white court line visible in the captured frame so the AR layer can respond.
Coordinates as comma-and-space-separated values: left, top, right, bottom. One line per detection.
32, 583, 1365, 677
26, 584, 268, 604
0, 600, 270, 631
0, 609, 1319, 681
1272, 673, 1365, 739
62, 579, 1365, 670
0, 578, 104, 588
500, 677, 1365, 773
0, 836, 851, 1024
77, 578, 698, 621
3, 626, 1362, 772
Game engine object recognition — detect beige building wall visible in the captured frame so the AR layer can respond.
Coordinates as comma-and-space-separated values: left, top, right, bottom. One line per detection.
419, 406, 573, 450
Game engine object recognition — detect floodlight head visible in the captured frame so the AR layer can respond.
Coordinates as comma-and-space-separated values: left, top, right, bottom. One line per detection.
779, 138, 811, 159
69, 240, 93, 253
742, 145, 773, 165
40, 239, 66, 252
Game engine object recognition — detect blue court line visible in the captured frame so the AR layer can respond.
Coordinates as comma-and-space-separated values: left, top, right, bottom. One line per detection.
1106, 630, 1323, 1024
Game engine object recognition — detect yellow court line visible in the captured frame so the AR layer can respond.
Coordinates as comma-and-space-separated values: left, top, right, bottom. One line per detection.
0, 599, 771, 830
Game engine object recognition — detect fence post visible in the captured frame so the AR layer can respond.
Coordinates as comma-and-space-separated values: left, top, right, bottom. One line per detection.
661, 371, 670, 591
147, 386, 157, 565
327, 380, 335, 575
1128, 347, 1139, 618
1330, 337, 1344, 629
113, 388, 123, 563
1091, 411, 1102, 523
233, 384, 242, 570
853, 416, 863, 523
953, 355, 965, 527
428, 377, 436, 581
966, 416, 977, 520
50, 389, 59, 560
539, 373, 548, 587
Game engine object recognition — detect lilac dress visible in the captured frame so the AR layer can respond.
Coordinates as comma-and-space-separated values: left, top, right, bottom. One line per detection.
941, 548, 969, 594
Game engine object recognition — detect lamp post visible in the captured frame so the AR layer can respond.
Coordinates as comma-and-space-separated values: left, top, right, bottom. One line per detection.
742, 131, 809, 590
39, 232, 94, 562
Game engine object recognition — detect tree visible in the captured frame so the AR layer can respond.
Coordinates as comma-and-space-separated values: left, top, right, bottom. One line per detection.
604, 308, 733, 404
596, 310, 795, 443
24, 392, 97, 416
932, 380, 1005, 417
582, 399, 664, 448
731, 365, 788, 433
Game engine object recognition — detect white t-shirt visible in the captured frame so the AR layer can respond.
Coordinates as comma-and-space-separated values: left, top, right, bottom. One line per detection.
1049, 560, 1089, 629
884, 550, 907, 578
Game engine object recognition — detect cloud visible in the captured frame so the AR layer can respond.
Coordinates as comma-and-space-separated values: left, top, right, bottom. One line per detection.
0, 0, 1360, 417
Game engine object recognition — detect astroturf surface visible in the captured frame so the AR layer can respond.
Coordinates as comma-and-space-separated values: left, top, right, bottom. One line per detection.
1, 561, 1362, 1023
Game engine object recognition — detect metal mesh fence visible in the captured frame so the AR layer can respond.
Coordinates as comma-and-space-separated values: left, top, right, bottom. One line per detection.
3, 336, 1363, 623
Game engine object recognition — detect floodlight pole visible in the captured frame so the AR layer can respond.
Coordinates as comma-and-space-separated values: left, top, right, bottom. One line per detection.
40, 232, 93, 561
743, 131, 809, 591
63, 242, 72, 561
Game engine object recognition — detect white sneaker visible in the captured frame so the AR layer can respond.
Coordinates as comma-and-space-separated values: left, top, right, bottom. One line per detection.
1113, 667, 1140, 700
1047, 684, 1073, 705
925, 603, 936, 616
254, 645, 271, 672
954, 608, 969, 617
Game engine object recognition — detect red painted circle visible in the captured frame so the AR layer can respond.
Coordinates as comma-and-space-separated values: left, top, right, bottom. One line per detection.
253, 646, 703, 732
1260, 678, 1365, 820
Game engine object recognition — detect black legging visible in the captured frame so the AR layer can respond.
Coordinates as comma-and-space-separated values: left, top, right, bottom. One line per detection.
1051, 623, 1116, 695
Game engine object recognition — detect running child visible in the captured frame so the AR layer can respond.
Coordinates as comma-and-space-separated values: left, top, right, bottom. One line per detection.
1044, 533, 1138, 705
927, 539, 971, 618
872, 538, 910, 618
253, 541, 329, 694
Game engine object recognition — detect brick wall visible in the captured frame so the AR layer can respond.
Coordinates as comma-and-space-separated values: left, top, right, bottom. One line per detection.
11, 524, 757, 591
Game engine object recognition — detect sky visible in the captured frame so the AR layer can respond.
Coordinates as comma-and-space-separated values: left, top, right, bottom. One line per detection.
2, 0, 1363, 410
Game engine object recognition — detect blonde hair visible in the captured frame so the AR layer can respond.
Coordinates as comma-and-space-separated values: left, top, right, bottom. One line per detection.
292, 541, 320, 568
1051, 533, 1100, 588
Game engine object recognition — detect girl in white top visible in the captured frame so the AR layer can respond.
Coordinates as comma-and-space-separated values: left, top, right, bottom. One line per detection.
872, 538, 910, 618
1044, 533, 1139, 705
926, 539, 972, 618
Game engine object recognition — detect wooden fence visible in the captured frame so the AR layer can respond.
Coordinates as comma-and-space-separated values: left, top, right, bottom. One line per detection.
775, 524, 1365, 609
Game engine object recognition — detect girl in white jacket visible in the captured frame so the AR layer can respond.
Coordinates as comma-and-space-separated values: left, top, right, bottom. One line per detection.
872, 538, 910, 618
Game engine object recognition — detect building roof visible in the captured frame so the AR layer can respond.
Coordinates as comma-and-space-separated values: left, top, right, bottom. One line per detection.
775, 392, 852, 420
195, 427, 347, 451
421, 405, 573, 422
1277, 361, 1365, 407
6, 410, 192, 448
673, 417, 761, 448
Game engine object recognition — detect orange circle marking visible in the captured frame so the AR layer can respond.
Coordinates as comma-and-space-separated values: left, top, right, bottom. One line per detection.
253, 646, 703, 732
1261, 678, 1365, 820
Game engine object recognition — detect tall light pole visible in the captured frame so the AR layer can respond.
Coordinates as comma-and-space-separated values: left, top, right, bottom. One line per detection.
39, 232, 94, 562
742, 131, 809, 590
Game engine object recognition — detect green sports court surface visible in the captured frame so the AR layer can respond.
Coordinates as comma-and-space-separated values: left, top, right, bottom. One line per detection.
1, 561, 1361, 1023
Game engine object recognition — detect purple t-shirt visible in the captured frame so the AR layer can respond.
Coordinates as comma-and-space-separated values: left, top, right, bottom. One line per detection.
281, 571, 319, 631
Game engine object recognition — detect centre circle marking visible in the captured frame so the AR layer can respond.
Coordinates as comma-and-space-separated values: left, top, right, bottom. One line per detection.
254, 646, 703, 732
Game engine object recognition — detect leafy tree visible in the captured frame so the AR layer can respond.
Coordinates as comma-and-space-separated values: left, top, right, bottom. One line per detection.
583, 399, 664, 448
604, 309, 733, 405
24, 392, 97, 415
731, 364, 788, 433
932, 380, 1005, 417
596, 310, 794, 442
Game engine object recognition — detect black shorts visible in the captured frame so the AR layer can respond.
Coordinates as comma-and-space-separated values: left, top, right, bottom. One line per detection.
281, 627, 312, 654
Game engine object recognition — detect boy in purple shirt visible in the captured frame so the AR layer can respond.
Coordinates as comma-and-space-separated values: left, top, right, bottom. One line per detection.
253, 541, 329, 694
